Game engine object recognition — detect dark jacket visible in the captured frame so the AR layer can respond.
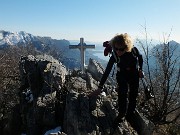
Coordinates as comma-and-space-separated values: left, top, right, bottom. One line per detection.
98, 47, 143, 89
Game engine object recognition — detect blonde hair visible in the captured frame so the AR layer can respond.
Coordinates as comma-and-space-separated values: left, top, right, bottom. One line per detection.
110, 33, 133, 52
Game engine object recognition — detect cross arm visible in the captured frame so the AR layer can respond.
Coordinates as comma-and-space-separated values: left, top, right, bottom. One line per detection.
69, 45, 81, 49
83, 45, 95, 49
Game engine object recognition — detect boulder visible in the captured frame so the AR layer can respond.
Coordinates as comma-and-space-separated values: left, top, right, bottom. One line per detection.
19, 54, 67, 135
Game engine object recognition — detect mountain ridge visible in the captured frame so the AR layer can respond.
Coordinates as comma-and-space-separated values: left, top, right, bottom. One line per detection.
0, 30, 108, 69
1, 30, 179, 70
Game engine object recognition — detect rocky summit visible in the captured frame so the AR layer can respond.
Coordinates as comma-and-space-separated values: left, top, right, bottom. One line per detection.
3, 54, 154, 135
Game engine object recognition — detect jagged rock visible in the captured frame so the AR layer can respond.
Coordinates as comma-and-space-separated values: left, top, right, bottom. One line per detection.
66, 68, 100, 93
67, 77, 87, 92
14, 56, 154, 135
87, 58, 105, 82
133, 110, 155, 135
63, 90, 111, 135
19, 55, 41, 98
63, 90, 142, 135
86, 72, 99, 90
64, 60, 154, 135
36, 54, 67, 94
18, 54, 68, 135
87, 58, 114, 87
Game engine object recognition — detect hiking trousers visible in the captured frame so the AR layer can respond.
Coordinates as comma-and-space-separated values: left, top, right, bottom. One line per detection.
112, 70, 140, 133
116, 70, 139, 117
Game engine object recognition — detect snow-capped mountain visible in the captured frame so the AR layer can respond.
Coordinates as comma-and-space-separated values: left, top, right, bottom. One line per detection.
0, 30, 38, 46
0, 30, 50, 51
0, 30, 70, 53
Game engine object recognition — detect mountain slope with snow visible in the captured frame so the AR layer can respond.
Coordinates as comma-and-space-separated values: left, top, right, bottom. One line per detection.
0, 30, 95, 69
0, 30, 38, 46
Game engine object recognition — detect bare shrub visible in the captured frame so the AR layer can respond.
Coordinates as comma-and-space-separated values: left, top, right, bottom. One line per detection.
136, 26, 180, 126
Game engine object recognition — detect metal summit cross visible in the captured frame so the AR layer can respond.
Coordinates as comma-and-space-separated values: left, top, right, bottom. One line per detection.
69, 38, 95, 73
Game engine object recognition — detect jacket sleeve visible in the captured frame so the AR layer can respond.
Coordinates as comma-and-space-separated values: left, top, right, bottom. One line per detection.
135, 47, 143, 70
98, 55, 115, 89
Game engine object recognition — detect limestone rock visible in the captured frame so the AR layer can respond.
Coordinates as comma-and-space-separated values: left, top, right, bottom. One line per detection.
13, 56, 155, 135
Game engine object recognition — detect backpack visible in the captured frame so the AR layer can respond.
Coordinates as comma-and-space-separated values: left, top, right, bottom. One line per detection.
103, 41, 112, 56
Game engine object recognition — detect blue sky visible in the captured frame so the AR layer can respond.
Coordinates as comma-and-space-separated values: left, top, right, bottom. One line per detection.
1, 0, 180, 43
